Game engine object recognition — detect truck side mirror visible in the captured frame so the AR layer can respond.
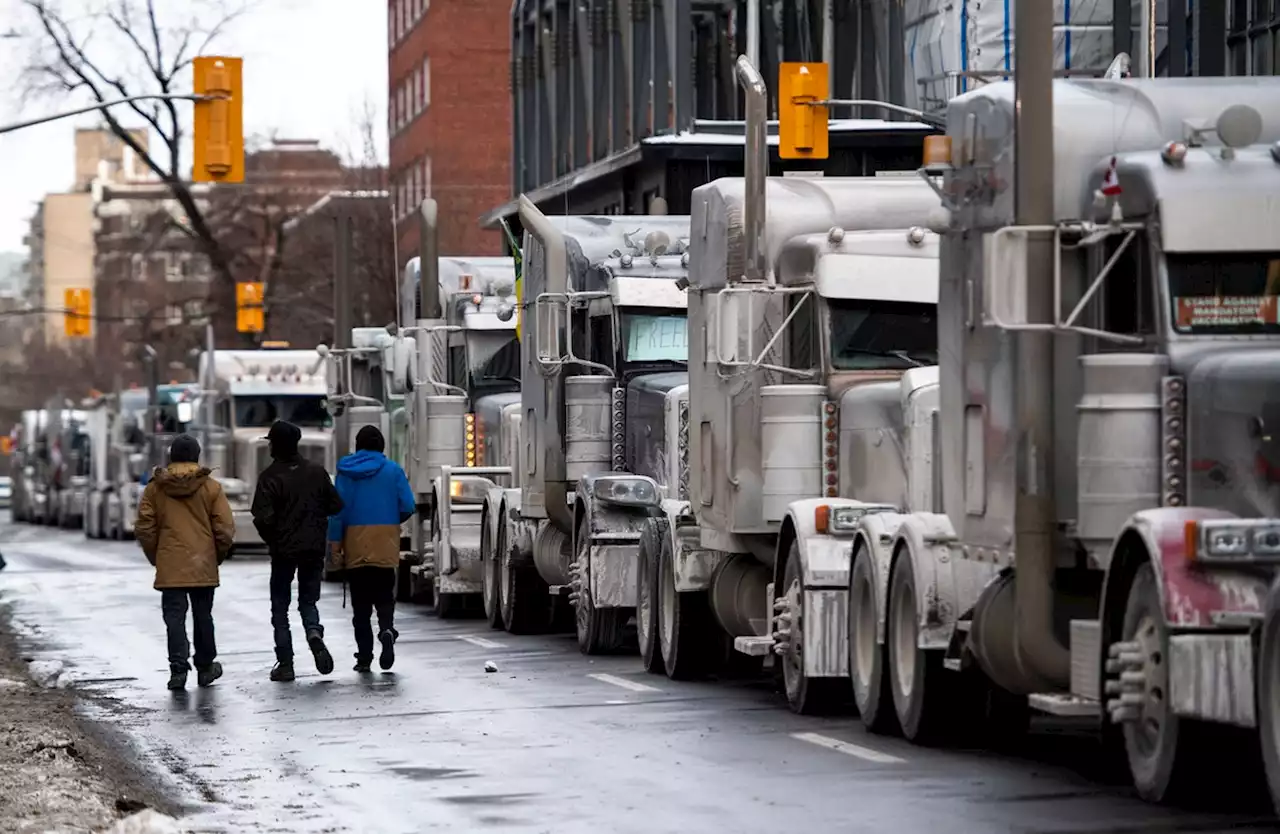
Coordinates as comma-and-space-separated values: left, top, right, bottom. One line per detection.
390, 336, 416, 396
533, 295, 567, 366
707, 290, 742, 364
982, 229, 1031, 328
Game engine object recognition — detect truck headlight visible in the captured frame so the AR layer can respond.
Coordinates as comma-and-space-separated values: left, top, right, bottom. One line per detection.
595, 475, 659, 508
1252, 526, 1280, 555
448, 477, 490, 502
830, 507, 864, 532
1205, 526, 1250, 556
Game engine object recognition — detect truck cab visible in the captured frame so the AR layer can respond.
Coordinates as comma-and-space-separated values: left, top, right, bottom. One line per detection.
196, 348, 330, 548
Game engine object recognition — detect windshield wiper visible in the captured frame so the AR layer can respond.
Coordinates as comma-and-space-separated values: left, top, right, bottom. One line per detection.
838, 348, 928, 367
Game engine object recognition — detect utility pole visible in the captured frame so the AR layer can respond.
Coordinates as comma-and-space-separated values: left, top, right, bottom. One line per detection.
1013, 0, 1070, 686
332, 204, 353, 459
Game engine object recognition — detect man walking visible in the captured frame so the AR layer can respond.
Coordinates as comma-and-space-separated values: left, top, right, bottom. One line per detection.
328, 426, 415, 672
251, 420, 343, 682
134, 434, 234, 691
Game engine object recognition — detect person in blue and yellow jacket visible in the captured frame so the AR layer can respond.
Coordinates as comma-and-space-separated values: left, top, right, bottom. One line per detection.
328, 426, 415, 673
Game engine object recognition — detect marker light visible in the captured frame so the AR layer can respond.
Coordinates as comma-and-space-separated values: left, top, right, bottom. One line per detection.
922, 135, 952, 170
1161, 141, 1188, 166
471, 293, 483, 306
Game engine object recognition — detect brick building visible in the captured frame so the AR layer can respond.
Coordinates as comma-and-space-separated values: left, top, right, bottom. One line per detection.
388, 0, 512, 259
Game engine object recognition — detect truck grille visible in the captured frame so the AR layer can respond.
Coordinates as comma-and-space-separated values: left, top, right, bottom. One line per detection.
678, 399, 690, 501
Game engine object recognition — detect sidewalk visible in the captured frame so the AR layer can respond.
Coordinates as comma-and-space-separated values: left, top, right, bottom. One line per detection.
0, 607, 178, 833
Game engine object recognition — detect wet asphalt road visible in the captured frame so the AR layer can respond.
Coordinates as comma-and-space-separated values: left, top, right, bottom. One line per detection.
1, 517, 1277, 834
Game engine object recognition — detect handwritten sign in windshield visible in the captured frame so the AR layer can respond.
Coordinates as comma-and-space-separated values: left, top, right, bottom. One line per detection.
1176, 296, 1278, 328
626, 314, 688, 362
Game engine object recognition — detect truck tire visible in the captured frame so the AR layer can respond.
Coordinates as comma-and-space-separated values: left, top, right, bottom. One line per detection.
850, 542, 897, 733
779, 545, 847, 715
481, 507, 505, 630
500, 510, 548, 635
659, 527, 714, 680
887, 552, 951, 743
395, 560, 413, 599
574, 519, 628, 655
636, 517, 668, 674
1120, 562, 1213, 803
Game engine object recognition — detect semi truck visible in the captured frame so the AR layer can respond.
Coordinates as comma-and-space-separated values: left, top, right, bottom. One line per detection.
194, 343, 330, 548
398, 247, 521, 614
478, 205, 692, 647
85, 383, 198, 540
602, 59, 947, 710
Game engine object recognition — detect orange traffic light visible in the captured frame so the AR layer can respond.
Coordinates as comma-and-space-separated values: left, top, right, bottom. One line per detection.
236, 281, 264, 333
778, 62, 830, 160
193, 56, 244, 183
64, 287, 92, 338
1, 436, 12, 455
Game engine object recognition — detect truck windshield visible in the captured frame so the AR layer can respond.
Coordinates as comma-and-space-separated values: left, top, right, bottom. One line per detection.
1168, 252, 1280, 334
622, 312, 687, 362
829, 299, 937, 370
234, 395, 331, 428
469, 332, 520, 383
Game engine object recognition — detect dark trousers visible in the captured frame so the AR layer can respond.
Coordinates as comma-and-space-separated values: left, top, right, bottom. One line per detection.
270, 554, 325, 663
348, 566, 397, 661
161, 587, 216, 673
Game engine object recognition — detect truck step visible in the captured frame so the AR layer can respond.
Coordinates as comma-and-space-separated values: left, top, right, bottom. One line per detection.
1027, 693, 1100, 718
548, 584, 570, 597
944, 658, 962, 672
733, 636, 773, 657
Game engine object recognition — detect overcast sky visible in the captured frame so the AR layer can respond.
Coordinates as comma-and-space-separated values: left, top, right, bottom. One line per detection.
0, 0, 388, 254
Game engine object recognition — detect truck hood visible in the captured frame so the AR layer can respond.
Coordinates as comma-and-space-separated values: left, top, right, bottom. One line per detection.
1184, 348, 1280, 518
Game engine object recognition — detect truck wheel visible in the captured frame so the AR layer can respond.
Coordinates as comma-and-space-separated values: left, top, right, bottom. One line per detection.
887, 552, 951, 743
500, 513, 548, 635
1119, 562, 1211, 803
481, 508, 505, 630
659, 526, 713, 679
850, 543, 897, 733
637, 518, 668, 674
574, 519, 628, 655
1259, 580, 1280, 816
778, 546, 846, 715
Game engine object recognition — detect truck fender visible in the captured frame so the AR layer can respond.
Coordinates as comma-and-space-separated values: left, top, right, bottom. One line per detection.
1102, 507, 1268, 636
573, 475, 656, 609
891, 512, 960, 651
658, 498, 721, 592
850, 511, 909, 645
499, 488, 535, 563
573, 474, 657, 541
776, 498, 898, 591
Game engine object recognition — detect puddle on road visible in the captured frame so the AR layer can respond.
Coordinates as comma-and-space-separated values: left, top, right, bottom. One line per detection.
440, 792, 535, 806
387, 766, 473, 781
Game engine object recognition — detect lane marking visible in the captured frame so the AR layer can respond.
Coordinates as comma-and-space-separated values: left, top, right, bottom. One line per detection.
457, 635, 505, 649
587, 673, 662, 693
791, 732, 906, 764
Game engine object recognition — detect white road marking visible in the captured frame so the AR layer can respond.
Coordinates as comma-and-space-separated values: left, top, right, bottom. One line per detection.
587, 673, 662, 693
457, 635, 505, 649
790, 732, 906, 764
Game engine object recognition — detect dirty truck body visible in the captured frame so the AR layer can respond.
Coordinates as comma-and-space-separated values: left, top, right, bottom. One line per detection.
384, 250, 519, 608
196, 348, 330, 548
483, 208, 692, 645
85, 384, 198, 541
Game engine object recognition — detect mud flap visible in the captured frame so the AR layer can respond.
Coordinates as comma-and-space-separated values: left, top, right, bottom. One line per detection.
590, 543, 639, 608
802, 589, 848, 678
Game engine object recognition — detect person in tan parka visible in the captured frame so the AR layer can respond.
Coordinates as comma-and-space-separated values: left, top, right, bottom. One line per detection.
135, 434, 235, 691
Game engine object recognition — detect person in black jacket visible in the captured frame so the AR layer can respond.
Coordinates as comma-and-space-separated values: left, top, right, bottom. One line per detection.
251, 420, 343, 682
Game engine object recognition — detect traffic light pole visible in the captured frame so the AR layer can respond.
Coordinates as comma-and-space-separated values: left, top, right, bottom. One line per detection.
0, 93, 212, 135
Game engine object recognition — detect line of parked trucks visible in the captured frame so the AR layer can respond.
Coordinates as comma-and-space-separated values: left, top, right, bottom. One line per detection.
7, 53, 1280, 814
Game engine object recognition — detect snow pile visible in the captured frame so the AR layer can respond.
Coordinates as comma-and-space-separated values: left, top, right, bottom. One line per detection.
99, 809, 186, 834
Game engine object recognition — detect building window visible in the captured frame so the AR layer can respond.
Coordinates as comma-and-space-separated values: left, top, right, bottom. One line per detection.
422, 57, 430, 109
421, 156, 432, 199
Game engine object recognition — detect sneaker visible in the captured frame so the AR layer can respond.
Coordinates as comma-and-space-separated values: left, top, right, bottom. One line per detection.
378, 629, 397, 671
353, 658, 372, 673
196, 662, 223, 688
270, 662, 295, 682
167, 670, 188, 691
306, 629, 334, 675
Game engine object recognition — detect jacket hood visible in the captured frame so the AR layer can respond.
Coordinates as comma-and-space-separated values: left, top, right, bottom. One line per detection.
337, 449, 388, 480
153, 462, 213, 497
